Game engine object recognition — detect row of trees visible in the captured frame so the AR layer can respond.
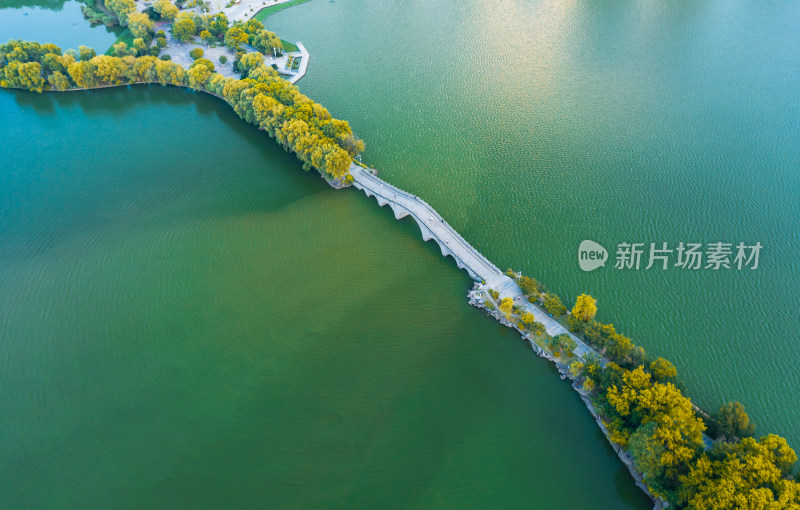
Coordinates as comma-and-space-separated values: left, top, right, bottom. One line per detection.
506, 271, 800, 507
0, 40, 364, 181
167, 11, 283, 58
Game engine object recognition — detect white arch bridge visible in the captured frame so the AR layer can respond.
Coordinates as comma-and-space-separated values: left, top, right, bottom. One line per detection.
349, 163, 518, 296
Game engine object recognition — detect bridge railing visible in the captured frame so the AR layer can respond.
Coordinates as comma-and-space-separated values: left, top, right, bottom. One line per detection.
355, 167, 502, 276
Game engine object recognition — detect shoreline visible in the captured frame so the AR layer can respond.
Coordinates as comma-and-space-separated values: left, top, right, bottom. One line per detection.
3, 82, 348, 187
467, 284, 667, 509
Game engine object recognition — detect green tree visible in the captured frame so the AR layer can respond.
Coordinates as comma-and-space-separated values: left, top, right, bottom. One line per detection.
207, 13, 228, 37
127, 12, 155, 42
237, 51, 263, 76
189, 47, 204, 60
518, 275, 540, 296
78, 45, 96, 62
156, 37, 167, 49
678, 436, 800, 509
133, 38, 148, 55
105, 0, 136, 26
567, 313, 584, 333
629, 422, 667, 486
112, 41, 132, 57
47, 70, 71, 90
153, 0, 178, 21
649, 357, 677, 382
543, 294, 566, 316
711, 401, 756, 441
172, 16, 197, 43
224, 25, 249, 51
606, 333, 634, 363
218, 54, 227, 64
552, 333, 577, 356
200, 30, 214, 44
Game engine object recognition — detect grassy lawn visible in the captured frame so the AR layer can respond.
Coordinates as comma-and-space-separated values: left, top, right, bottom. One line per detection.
252, 0, 313, 22
104, 28, 133, 56
281, 39, 299, 52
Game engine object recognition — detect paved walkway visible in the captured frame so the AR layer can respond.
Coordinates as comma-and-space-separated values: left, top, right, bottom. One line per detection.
286, 42, 308, 84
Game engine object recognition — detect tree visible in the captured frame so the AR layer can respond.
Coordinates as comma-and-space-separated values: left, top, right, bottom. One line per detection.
187, 61, 212, 89
47, 70, 70, 90
678, 436, 800, 509
250, 28, 283, 54
224, 25, 249, 51
133, 38, 148, 55
605, 367, 706, 493
190, 57, 215, 72
552, 333, 577, 356
78, 45, 96, 62
112, 41, 132, 57
67, 60, 99, 88
172, 16, 197, 43
3, 61, 45, 92
207, 13, 228, 37
156, 37, 167, 49
218, 54, 227, 64
520, 312, 536, 325
105, 0, 136, 26
571, 293, 597, 322
200, 30, 214, 44
237, 51, 263, 76
711, 401, 756, 441
567, 313, 584, 333
153, 0, 178, 21
499, 297, 513, 315
189, 47, 204, 60
649, 357, 677, 382
606, 333, 634, 363
518, 275, 540, 297
91, 55, 127, 84
629, 422, 666, 485
543, 294, 566, 316
127, 12, 155, 42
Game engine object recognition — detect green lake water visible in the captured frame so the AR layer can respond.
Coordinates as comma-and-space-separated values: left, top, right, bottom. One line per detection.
2, 0, 799, 508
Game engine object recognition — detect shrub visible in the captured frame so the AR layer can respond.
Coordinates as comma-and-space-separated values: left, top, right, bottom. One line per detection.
219, 54, 227, 64
160, 53, 171, 60
189, 47, 204, 60
567, 313, 584, 333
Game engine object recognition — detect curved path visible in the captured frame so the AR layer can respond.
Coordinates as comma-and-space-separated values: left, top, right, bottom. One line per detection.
350, 163, 518, 294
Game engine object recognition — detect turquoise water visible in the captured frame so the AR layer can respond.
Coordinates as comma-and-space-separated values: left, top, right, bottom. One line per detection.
0, 0, 120, 51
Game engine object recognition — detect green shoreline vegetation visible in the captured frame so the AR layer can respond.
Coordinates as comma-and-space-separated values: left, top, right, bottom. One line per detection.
500, 272, 800, 508
252, 0, 313, 23
0, 39, 361, 180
